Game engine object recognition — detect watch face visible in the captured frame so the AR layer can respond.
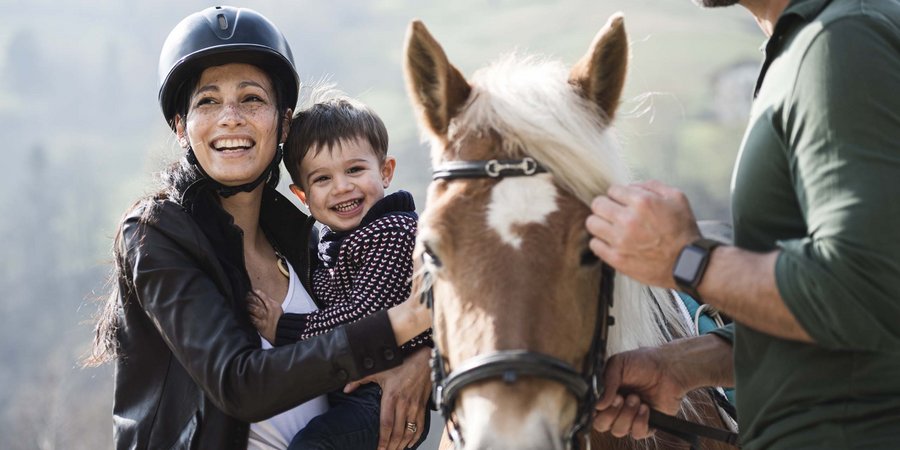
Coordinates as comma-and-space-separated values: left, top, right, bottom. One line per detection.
674, 246, 705, 282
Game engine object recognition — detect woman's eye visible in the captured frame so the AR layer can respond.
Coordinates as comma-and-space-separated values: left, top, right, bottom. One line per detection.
195, 97, 216, 107
243, 95, 265, 103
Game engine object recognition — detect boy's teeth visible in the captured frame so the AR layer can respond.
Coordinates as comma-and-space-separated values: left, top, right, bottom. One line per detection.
334, 200, 361, 212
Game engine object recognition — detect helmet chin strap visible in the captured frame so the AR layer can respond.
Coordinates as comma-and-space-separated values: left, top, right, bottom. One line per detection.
186, 145, 283, 198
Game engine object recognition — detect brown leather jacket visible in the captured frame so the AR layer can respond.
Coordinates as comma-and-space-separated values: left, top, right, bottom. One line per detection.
112, 183, 402, 449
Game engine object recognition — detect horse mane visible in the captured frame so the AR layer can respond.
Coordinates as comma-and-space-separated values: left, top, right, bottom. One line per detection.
442, 54, 690, 355
442, 54, 628, 206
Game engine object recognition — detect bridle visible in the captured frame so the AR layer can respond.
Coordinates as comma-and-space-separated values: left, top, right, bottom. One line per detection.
422, 156, 741, 450
423, 157, 613, 450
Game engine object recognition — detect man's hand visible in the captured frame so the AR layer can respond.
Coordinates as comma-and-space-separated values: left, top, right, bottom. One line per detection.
345, 347, 432, 450
586, 181, 701, 288
593, 334, 734, 440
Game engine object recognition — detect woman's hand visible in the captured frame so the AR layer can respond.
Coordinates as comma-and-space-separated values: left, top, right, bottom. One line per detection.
386, 297, 432, 347
345, 347, 432, 450
247, 289, 282, 344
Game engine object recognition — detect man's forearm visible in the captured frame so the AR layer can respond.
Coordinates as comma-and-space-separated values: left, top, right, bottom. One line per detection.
700, 246, 813, 343
665, 333, 735, 389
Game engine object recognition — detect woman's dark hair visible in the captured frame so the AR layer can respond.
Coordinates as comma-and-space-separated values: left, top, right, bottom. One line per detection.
86, 69, 291, 366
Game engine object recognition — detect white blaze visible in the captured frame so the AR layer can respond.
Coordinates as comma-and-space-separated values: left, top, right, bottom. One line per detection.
487, 174, 558, 248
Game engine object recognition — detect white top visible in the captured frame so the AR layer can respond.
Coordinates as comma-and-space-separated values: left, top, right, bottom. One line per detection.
247, 261, 329, 450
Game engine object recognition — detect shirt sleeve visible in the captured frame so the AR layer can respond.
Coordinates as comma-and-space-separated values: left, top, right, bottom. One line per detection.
709, 322, 735, 345
774, 17, 900, 352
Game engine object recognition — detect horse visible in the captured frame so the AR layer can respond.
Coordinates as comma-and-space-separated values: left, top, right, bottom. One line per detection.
402, 13, 737, 450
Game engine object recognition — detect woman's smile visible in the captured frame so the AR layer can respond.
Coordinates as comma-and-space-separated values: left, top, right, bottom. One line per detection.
210, 136, 256, 158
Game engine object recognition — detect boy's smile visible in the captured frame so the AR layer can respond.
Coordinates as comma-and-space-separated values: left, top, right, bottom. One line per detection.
292, 137, 396, 232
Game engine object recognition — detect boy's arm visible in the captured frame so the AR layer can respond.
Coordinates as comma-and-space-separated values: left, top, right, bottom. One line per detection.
277, 216, 427, 347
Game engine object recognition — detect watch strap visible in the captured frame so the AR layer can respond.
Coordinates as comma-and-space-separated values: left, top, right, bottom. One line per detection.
674, 238, 722, 303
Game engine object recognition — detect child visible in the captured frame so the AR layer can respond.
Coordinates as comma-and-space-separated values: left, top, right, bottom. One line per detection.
248, 97, 431, 450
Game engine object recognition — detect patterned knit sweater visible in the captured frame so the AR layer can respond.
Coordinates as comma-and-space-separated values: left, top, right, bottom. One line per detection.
275, 191, 432, 354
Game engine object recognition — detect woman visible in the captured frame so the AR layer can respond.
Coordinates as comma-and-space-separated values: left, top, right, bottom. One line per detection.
87, 6, 431, 450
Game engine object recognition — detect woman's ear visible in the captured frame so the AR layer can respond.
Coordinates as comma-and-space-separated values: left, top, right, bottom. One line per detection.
381, 156, 397, 188
280, 109, 293, 145
174, 115, 190, 149
289, 183, 307, 206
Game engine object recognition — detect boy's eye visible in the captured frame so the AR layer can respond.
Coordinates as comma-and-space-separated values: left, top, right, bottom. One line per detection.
347, 166, 365, 174
313, 175, 329, 184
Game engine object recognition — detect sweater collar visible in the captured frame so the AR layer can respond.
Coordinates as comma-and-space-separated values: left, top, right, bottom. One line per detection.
317, 190, 417, 268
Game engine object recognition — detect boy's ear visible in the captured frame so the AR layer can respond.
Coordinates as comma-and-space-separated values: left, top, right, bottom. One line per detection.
289, 184, 307, 206
381, 157, 396, 188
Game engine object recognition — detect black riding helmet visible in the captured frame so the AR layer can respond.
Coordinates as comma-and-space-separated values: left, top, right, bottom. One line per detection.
157, 6, 299, 196
159, 5, 299, 127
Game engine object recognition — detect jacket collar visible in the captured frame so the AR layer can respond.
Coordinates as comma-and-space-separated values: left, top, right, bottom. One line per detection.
180, 181, 312, 276
317, 190, 417, 268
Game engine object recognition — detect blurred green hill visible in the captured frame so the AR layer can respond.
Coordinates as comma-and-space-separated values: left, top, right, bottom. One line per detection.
0, 0, 761, 447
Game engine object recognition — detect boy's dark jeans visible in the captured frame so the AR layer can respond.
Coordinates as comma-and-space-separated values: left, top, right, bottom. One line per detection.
288, 384, 430, 450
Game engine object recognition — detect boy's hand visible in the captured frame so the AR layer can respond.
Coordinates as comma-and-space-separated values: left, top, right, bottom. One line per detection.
247, 289, 282, 344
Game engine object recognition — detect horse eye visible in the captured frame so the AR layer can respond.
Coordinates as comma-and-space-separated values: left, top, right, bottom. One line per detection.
423, 244, 443, 269
580, 249, 599, 266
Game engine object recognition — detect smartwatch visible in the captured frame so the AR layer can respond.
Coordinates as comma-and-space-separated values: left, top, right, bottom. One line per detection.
672, 238, 722, 303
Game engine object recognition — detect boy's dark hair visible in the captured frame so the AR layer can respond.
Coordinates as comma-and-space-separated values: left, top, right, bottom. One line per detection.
285, 98, 389, 187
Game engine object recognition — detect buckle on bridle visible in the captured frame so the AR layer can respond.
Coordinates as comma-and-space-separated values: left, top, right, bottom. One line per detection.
484, 157, 539, 177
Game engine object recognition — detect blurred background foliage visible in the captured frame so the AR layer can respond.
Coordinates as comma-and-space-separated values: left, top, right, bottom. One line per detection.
0, 0, 760, 447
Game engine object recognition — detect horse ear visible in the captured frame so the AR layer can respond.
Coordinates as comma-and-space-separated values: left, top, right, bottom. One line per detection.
404, 20, 472, 138
569, 12, 628, 121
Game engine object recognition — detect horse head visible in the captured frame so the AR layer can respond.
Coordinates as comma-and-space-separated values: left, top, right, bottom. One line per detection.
404, 14, 697, 450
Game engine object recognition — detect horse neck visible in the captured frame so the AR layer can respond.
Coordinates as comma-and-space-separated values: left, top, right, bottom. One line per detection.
607, 275, 690, 355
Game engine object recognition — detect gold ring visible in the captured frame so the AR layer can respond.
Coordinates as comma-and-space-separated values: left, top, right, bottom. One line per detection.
406, 421, 418, 433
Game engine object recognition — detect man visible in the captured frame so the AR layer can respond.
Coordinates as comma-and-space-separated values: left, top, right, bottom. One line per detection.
586, 0, 900, 448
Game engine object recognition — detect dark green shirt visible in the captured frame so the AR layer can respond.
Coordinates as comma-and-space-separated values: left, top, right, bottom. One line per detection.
721, 0, 900, 448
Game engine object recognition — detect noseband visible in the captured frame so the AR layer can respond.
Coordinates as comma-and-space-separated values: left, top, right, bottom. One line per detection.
424, 157, 614, 450
424, 157, 741, 450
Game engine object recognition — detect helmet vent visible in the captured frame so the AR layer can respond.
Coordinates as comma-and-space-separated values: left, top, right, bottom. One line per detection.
217, 14, 228, 31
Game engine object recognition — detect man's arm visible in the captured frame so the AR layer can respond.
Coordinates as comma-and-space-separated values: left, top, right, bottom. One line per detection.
586, 181, 811, 342
701, 246, 810, 342
593, 333, 734, 438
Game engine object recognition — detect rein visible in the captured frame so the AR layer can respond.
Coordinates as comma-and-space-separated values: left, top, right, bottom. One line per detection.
424, 157, 740, 450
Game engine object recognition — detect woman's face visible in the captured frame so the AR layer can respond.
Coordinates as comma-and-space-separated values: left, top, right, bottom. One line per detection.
176, 63, 285, 187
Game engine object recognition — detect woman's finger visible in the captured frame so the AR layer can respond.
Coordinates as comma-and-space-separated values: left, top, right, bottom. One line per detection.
377, 391, 396, 450
388, 392, 412, 450
407, 403, 425, 448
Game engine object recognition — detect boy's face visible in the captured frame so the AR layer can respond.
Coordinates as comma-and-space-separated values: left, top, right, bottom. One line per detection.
291, 137, 395, 232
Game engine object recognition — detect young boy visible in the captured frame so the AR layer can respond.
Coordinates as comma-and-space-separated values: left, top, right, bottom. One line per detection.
248, 97, 431, 450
